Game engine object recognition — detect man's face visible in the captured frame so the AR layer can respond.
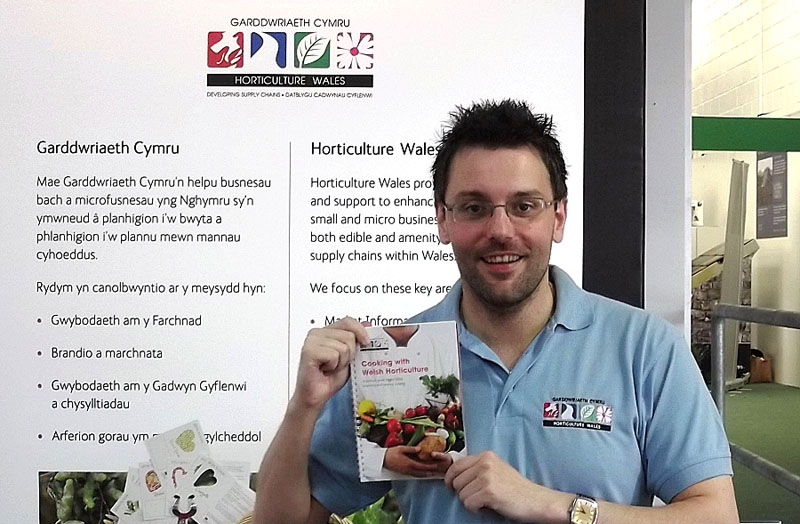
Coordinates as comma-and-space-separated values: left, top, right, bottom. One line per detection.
436, 145, 566, 310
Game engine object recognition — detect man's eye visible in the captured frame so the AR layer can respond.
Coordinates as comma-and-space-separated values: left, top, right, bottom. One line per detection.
461, 203, 486, 214
514, 201, 536, 213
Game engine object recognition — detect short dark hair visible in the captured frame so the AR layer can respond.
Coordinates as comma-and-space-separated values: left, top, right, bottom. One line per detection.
431, 99, 568, 204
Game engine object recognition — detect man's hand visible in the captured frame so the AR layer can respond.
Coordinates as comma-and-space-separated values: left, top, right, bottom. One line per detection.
444, 451, 564, 522
383, 446, 453, 477
292, 317, 370, 412
444, 453, 739, 524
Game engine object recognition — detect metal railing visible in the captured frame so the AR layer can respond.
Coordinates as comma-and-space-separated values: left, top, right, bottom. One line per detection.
711, 303, 800, 497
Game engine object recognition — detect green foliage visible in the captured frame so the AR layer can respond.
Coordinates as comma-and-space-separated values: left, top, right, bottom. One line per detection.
45, 471, 126, 524
338, 491, 403, 524
350, 500, 393, 524
420, 374, 460, 402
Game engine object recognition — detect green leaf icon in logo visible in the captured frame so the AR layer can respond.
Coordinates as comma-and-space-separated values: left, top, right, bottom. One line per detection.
294, 32, 331, 68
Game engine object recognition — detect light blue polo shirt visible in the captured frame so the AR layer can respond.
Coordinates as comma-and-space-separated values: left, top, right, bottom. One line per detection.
308, 266, 732, 523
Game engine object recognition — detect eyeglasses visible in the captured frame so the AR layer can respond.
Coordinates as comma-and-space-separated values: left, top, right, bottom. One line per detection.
443, 197, 557, 224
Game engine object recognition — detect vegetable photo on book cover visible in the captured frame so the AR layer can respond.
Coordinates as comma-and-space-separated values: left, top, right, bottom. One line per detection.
350, 321, 465, 482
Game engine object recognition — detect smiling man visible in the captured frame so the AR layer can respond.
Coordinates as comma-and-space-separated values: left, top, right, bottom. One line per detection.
255, 100, 739, 524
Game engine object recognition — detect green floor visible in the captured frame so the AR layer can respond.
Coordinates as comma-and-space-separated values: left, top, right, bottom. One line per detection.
725, 383, 800, 523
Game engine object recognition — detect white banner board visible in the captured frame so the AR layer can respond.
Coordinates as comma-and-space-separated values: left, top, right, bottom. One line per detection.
0, 1, 583, 520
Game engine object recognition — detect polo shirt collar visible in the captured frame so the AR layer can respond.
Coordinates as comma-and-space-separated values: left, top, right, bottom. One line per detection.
435, 279, 463, 323
549, 265, 594, 331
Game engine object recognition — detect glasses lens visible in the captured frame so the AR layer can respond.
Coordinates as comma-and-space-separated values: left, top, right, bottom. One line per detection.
453, 201, 491, 222
508, 198, 546, 219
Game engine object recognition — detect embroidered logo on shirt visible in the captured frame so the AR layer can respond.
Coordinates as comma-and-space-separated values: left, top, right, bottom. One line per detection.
595, 405, 613, 424
543, 397, 612, 432
579, 404, 596, 421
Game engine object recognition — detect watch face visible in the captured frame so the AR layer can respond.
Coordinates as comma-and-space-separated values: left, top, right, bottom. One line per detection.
572, 499, 597, 524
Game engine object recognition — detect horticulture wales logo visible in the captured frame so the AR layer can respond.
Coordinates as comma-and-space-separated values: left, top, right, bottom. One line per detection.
206, 17, 374, 92
542, 397, 613, 432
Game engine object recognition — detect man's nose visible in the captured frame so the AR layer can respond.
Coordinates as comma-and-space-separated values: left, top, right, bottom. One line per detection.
484, 205, 515, 239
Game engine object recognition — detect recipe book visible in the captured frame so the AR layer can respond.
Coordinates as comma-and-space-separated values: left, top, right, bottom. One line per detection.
350, 321, 465, 482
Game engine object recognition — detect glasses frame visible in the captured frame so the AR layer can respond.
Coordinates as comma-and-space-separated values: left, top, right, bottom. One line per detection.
442, 197, 558, 224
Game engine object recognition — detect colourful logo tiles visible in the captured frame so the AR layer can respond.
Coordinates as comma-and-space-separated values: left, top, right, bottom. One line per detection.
542, 400, 613, 432
208, 31, 373, 70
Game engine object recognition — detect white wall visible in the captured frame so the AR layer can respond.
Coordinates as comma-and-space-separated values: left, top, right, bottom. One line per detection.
692, 0, 800, 386
693, 0, 800, 117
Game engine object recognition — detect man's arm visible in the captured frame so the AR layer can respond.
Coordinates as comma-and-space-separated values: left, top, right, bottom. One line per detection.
597, 475, 738, 524
444, 451, 738, 524
253, 318, 369, 524
253, 401, 332, 524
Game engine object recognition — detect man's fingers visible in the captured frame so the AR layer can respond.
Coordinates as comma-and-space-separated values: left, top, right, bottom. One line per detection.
315, 344, 351, 373
308, 326, 357, 348
300, 335, 351, 372
444, 454, 478, 489
300, 317, 370, 377
304, 330, 359, 370
328, 316, 370, 347
446, 458, 482, 492
460, 488, 489, 514
429, 451, 454, 464
448, 466, 492, 513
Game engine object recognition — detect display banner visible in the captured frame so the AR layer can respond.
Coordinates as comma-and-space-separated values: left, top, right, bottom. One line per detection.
756, 151, 788, 238
0, 1, 584, 520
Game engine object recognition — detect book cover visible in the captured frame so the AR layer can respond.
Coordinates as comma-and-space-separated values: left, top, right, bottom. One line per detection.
351, 321, 465, 482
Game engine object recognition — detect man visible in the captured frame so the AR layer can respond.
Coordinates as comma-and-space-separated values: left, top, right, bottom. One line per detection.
255, 100, 738, 524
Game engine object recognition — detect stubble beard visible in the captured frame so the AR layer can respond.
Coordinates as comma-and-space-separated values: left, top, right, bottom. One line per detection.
453, 242, 551, 313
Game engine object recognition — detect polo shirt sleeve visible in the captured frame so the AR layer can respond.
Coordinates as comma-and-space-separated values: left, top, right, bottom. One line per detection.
637, 326, 733, 502
308, 381, 392, 516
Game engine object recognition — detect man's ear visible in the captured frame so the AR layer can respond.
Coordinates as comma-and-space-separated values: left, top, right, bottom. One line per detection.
436, 203, 451, 245
552, 198, 567, 243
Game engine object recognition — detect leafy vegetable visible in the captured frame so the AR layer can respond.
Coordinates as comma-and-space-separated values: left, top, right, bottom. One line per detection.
346, 494, 402, 524
45, 471, 126, 524
406, 426, 426, 446
420, 374, 460, 402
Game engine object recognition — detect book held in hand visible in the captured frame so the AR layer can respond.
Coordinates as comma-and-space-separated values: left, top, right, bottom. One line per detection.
350, 321, 465, 482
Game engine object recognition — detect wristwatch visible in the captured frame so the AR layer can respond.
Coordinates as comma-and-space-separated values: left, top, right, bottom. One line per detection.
568, 494, 598, 524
